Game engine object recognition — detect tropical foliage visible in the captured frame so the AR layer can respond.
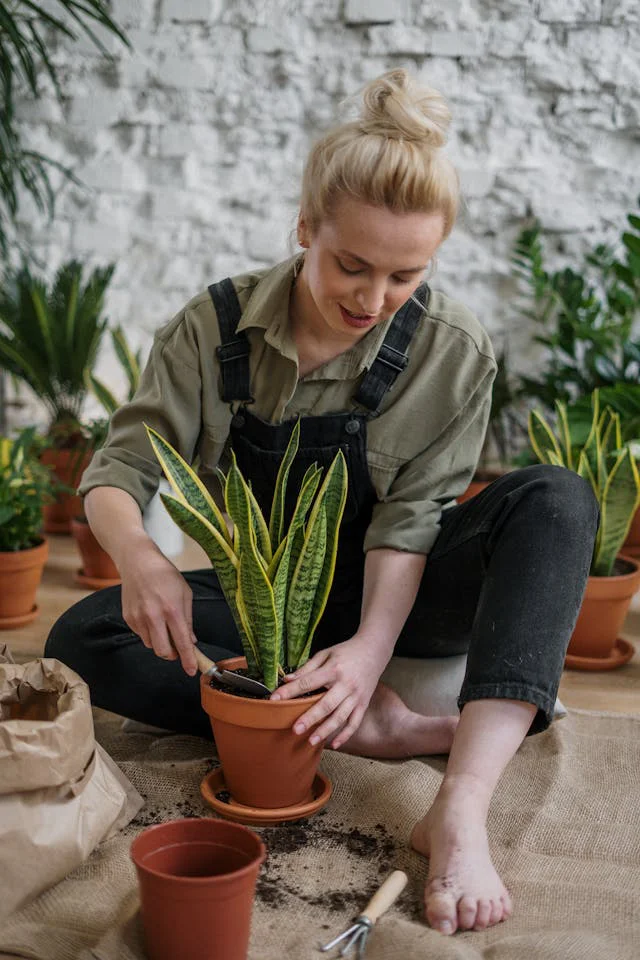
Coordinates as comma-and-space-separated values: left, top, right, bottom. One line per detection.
513, 200, 640, 409
0, 0, 129, 258
0, 259, 114, 441
529, 390, 640, 577
0, 426, 56, 551
88, 325, 143, 415
146, 421, 348, 692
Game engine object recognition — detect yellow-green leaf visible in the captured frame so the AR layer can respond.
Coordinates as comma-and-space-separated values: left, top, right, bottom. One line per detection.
269, 419, 300, 550
528, 410, 563, 465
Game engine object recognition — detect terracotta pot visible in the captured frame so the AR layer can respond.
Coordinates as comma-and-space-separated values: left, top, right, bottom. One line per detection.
41, 448, 92, 535
568, 554, 640, 661
623, 505, 640, 558
457, 469, 510, 504
0, 539, 49, 629
201, 656, 325, 809
131, 817, 265, 960
70, 518, 120, 588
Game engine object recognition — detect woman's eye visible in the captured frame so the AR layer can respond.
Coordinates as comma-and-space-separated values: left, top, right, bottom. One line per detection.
337, 260, 362, 275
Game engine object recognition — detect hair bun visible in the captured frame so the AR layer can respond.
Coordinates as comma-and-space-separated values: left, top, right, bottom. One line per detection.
358, 68, 451, 147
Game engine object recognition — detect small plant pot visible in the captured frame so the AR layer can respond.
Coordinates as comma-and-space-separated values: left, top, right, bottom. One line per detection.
566, 554, 640, 667
41, 449, 91, 535
200, 656, 326, 811
623, 505, 640, 558
70, 517, 120, 589
130, 817, 265, 960
0, 539, 48, 629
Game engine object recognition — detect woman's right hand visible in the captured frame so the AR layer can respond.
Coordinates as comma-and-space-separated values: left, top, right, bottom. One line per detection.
118, 543, 198, 676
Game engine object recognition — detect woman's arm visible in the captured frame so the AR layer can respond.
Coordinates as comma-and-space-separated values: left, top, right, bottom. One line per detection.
271, 546, 427, 748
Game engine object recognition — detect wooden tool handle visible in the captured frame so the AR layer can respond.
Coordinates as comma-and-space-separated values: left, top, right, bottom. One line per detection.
193, 647, 216, 674
361, 870, 408, 924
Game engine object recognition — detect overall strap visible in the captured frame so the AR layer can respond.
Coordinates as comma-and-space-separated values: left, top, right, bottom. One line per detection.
208, 278, 253, 403
354, 283, 430, 416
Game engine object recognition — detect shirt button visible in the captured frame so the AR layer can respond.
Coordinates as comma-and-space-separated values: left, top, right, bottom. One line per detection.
231, 414, 245, 429
345, 419, 360, 435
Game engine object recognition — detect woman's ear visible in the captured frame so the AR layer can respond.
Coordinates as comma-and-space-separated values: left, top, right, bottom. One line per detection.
297, 214, 310, 249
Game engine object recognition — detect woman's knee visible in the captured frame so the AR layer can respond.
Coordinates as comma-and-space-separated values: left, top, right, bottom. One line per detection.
501, 464, 599, 529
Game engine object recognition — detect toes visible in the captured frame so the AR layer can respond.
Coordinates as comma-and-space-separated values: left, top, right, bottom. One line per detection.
457, 895, 478, 930
489, 899, 504, 925
425, 891, 457, 935
473, 898, 492, 930
409, 821, 430, 858
501, 892, 513, 918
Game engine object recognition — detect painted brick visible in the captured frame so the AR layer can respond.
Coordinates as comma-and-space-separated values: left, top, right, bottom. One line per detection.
344, 0, 409, 25
537, 0, 602, 22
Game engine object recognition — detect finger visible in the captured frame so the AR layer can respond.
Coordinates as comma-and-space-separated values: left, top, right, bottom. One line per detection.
148, 618, 178, 661
330, 705, 366, 750
166, 608, 198, 677
307, 696, 358, 746
292, 688, 349, 736
271, 663, 334, 701
283, 649, 330, 680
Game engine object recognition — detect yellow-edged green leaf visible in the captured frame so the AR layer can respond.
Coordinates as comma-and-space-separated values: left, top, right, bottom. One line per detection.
269, 419, 300, 550
235, 582, 261, 676
592, 449, 640, 576
528, 410, 563, 465
267, 466, 321, 581
582, 390, 600, 481
225, 453, 257, 556
555, 401, 573, 470
246, 482, 272, 564
145, 424, 232, 544
293, 449, 348, 667
547, 450, 564, 467
577, 450, 598, 501
286, 506, 328, 668
88, 371, 119, 415
237, 531, 279, 691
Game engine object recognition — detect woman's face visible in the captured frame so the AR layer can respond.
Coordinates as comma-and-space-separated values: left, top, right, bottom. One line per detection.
296, 196, 445, 344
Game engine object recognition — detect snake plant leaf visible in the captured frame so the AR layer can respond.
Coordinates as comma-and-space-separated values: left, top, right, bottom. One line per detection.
547, 449, 565, 467
145, 424, 232, 545
237, 532, 279, 690
294, 450, 348, 667
555, 401, 573, 470
246, 482, 272, 564
286, 506, 328, 669
235, 584, 261, 676
592, 449, 640, 576
581, 390, 600, 482
528, 410, 563, 465
267, 466, 322, 581
225, 453, 259, 556
269, 419, 301, 551
577, 450, 598, 500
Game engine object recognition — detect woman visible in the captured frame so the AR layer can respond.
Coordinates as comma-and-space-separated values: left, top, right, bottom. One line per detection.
46, 69, 598, 936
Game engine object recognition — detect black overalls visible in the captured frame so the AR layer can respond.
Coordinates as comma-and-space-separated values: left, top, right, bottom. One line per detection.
46, 280, 599, 739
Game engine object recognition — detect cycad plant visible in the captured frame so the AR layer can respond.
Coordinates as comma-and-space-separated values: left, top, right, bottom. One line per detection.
146, 421, 348, 692
529, 389, 640, 576
0, 260, 114, 443
88, 325, 142, 415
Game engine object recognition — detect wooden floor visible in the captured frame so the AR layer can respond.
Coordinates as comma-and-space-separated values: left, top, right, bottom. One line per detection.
3, 534, 640, 716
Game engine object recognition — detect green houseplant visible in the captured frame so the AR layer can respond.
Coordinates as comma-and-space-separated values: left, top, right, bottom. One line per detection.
0, 427, 56, 627
0, 260, 115, 531
529, 389, 640, 667
145, 420, 348, 815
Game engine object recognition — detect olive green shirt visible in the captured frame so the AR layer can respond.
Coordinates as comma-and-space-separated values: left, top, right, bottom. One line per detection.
80, 256, 497, 555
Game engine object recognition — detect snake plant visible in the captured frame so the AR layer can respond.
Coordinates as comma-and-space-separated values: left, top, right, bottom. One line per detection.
145, 421, 348, 691
529, 389, 640, 576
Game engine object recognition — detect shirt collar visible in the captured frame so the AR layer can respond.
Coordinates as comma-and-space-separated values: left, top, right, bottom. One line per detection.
236, 255, 399, 380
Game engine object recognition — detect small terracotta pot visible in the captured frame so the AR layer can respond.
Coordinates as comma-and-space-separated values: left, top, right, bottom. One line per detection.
70, 517, 120, 587
131, 817, 265, 960
41, 448, 92, 534
623, 505, 640, 558
568, 554, 640, 661
0, 539, 49, 628
201, 656, 324, 809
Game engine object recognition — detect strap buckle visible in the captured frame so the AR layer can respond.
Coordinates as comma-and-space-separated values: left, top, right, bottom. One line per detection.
376, 344, 409, 374
216, 339, 250, 364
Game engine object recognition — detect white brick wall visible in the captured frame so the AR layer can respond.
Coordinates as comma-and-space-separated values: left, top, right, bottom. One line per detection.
6, 0, 640, 428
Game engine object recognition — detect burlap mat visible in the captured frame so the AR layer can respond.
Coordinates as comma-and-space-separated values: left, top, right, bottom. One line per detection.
1, 708, 639, 960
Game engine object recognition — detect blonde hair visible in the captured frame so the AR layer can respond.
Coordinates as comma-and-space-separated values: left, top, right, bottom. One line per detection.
300, 69, 459, 240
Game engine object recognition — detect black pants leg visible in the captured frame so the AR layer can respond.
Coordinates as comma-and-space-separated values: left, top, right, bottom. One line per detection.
45, 464, 598, 738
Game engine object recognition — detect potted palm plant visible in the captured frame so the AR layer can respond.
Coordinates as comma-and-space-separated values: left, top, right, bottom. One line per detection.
0, 427, 56, 628
146, 420, 347, 820
529, 389, 640, 669
0, 260, 115, 533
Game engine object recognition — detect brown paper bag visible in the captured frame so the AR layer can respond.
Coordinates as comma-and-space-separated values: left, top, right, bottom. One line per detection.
0, 646, 143, 922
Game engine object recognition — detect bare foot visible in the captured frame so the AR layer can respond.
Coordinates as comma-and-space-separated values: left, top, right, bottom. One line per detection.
410, 774, 513, 934
337, 682, 458, 759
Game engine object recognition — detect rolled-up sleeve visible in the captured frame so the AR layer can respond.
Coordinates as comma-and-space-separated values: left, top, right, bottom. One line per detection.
363, 367, 494, 554
78, 310, 202, 512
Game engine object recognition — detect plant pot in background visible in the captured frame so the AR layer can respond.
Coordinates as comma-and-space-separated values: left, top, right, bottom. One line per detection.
566, 554, 640, 669
457, 469, 511, 504
200, 657, 325, 811
0, 539, 48, 629
131, 817, 265, 960
41, 449, 91, 535
70, 518, 120, 590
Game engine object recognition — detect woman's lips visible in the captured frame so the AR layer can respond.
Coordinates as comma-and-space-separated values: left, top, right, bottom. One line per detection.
339, 304, 377, 329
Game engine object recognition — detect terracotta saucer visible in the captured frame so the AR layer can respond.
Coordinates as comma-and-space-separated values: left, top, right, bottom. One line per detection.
564, 637, 635, 672
200, 767, 332, 825
0, 604, 39, 629
74, 568, 121, 590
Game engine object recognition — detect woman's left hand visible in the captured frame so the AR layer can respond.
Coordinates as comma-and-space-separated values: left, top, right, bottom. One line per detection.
269, 635, 389, 750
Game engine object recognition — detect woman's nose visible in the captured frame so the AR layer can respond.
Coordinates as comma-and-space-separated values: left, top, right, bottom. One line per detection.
355, 281, 386, 316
